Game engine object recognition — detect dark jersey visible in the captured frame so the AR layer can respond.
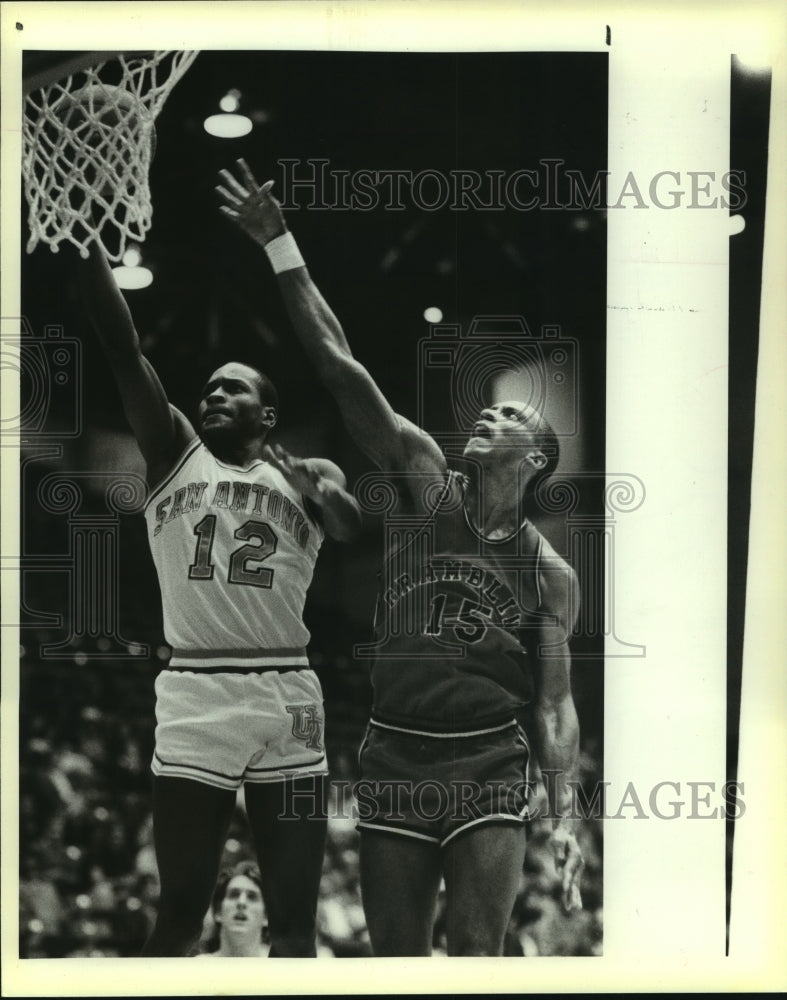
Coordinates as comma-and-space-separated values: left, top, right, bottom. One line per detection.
370, 470, 550, 729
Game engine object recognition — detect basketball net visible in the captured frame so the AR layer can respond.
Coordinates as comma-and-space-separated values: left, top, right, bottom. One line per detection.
23, 51, 199, 261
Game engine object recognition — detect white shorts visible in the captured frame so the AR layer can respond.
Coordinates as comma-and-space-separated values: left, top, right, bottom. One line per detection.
151, 668, 328, 791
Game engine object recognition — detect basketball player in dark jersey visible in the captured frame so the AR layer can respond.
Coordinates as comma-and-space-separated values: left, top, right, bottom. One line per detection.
73, 243, 361, 957
218, 160, 584, 956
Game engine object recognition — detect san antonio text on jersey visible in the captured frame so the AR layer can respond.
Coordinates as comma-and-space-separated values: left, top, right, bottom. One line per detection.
143, 439, 324, 670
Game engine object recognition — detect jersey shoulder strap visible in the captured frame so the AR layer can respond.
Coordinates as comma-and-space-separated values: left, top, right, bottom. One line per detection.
145, 436, 203, 510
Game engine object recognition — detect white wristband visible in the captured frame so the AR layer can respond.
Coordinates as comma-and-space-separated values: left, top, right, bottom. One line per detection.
264, 231, 305, 274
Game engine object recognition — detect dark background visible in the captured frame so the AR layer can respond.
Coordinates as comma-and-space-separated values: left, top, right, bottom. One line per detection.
19, 50, 607, 957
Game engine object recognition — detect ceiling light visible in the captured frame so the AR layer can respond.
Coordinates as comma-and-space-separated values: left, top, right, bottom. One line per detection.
122, 247, 141, 268
219, 89, 241, 113
112, 245, 153, 289
204, 89, 253, 138
203, 113, 253, 138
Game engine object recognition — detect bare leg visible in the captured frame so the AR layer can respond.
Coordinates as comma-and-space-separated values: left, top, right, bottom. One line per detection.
442, 823, 526, 956
360, 830, 443, 956
141, 776, 236, 956
244, 776, 327, 957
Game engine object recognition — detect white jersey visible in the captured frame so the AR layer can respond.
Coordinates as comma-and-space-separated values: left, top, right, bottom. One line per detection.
143, 439, 324, 670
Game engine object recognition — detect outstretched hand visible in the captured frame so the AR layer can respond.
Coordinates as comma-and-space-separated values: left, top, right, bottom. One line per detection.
263, 443, 323, 500
549, 821, 584, 913
216, 159, 287, 247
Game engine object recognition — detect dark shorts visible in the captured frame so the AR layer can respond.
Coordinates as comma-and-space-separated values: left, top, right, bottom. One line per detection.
356, 718, 532, 848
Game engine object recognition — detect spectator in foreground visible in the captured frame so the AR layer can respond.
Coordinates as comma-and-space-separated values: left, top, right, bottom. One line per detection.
199, 862, 269, 958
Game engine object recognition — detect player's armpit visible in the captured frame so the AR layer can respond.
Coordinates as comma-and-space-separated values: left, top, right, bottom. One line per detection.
389, 421, 450, 515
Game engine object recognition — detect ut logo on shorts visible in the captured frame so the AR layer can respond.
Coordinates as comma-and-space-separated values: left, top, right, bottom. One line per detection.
286, 703, 324, 752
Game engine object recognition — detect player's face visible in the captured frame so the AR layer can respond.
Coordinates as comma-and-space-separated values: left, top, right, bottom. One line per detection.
463, 400, 539, 461
198, 363, 272, 442
217, 875, 265, 940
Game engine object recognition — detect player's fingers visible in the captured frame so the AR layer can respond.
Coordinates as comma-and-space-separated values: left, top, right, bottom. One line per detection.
563, 851, 581, 889
218, 167, 251, 198
560, 848, 580, 905
215, 184, 243, 207
218, 205, 240, 220
562, 847, 584, 910
236, 158, 261, 192
262, 444, 282, 468
260, 179, 275, 196
265, 451, 288, 477
273, 443, 293, 469
563, 882, 583, 913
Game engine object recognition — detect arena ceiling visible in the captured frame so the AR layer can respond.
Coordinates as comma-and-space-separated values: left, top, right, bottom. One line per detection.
21, 49, 608, 455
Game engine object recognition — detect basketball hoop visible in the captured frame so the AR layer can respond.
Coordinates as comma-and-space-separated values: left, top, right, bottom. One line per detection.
22, 51, 199, 261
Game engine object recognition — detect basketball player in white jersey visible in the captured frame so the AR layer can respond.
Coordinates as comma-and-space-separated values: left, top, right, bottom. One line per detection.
217, 160, 584, 956
74, 243, 361, 957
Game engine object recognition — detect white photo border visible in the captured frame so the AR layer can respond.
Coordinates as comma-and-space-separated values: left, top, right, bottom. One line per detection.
2, 1, 785, 995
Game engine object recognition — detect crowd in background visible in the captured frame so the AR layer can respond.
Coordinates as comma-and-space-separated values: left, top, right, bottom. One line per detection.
19, 652, 602, 959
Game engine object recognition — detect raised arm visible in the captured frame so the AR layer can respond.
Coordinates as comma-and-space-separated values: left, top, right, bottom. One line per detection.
216, 160, 446, 495
75, 245, 195, 482
263, 444, 361, 543
531, 554, 584, 912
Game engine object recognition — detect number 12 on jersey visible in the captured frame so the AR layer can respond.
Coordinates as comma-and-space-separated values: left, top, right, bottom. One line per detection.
188, 515, 278, 588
